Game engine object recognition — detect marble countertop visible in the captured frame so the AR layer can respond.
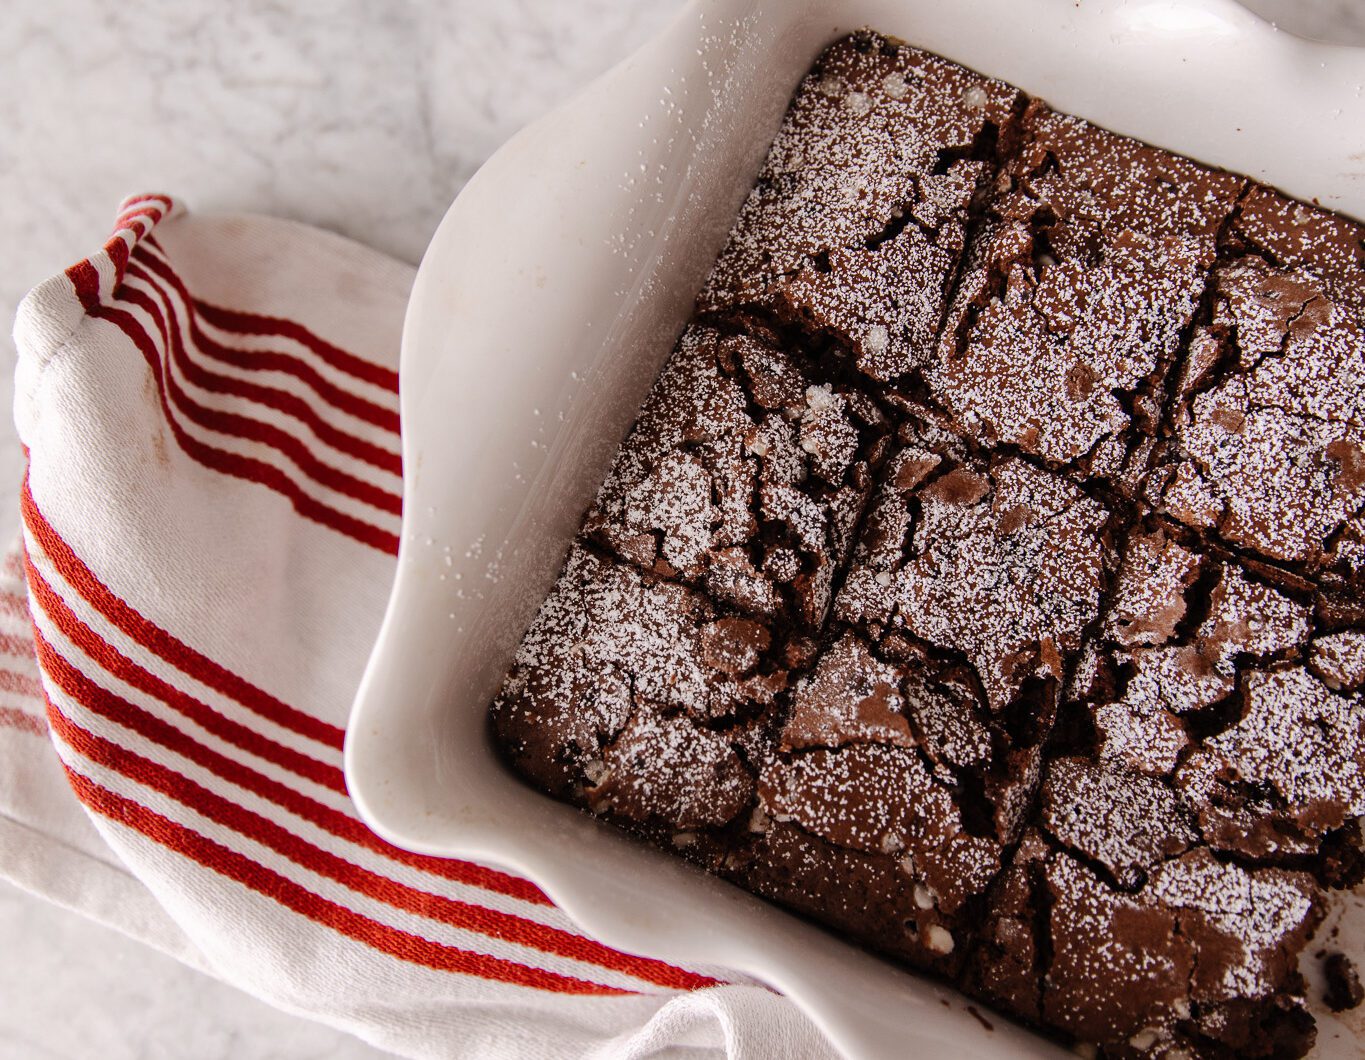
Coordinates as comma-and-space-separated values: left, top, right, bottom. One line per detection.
0, 0, 1362, 1056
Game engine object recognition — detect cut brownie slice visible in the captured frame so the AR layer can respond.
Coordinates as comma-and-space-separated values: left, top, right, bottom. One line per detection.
836, 429, 1122, 740
492, 556, 1044, 978
698, 32, 1021, 383
1065, 523, 1365, 874
818, 430, 1124, 975
969, 810, 1323, 1058
1227, 183, 1365, 319
1146, 250, 1365, 589
582, 324, 889, 628
928, 102, 1246, 492
489, 545, 801, 828
728, 631, 1033, 975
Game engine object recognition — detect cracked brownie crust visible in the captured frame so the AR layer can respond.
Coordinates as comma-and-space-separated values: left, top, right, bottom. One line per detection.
836, 435, 1120, 727
697, 33, 1022, 384
926, 102, 1246, 494
1146, 249, 1365, 592
489, 30, 1365, 1060
971, 818, 1323, 1058
582, 324, 890, 628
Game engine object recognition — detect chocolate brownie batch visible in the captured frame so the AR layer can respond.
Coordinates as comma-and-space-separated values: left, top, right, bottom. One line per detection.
491, 32, 1365, 1058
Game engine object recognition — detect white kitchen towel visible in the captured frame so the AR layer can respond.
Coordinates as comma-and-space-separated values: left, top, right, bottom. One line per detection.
7, 195, 833, 1059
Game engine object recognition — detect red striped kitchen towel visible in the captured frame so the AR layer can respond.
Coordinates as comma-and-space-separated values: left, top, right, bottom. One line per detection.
5, 195, 830, 1059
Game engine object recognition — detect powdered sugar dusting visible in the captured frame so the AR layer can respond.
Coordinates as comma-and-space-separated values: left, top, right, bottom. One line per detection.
930, 104, 1245, 487
489, 546, 783, 802
590, 710, 754, 829
839, 444, 1112, 717
584, 325, 885, 628
1183, 666, 1365, 854
1311, 629, 1365, 692
1149, 850, 1318, 998
1042, 757, 1196, 889
698, 33, 1020, 381
1152, 255, 1365, 574
1231, 184, 1365, 320
759, 743, 1000, 916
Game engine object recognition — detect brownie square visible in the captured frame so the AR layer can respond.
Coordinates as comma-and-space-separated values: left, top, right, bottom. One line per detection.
836, 428, 1122, 734
582, 324, 889, 629
1065, 523, 1365, 871
489, 545, 797, 828
1228, 184, 1365, 319
969, 812, 1323, 1059
729, 630, 1028, 975
928, 102, 1246, 492
698, 32, 1021, 384
1146, 250, 1365, 589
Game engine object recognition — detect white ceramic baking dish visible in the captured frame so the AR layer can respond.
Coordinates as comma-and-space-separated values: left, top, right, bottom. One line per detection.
346, 1, 1365, 1055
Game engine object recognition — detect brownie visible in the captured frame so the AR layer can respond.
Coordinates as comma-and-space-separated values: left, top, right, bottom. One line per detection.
969, 813, 1323, 1059
1227, 185, 1365, 320
488, 30, 1365, 1060
926, 101, 1246, 492
836, 429, 1121, 734
698, 33, 1021, 384
1065, 524, 1365, 871
732, 631, 1028, 975
583, 324, 888, 628
1310, 627, 1365, 694
489, 545, 792, 827
1146, 248, 1365, 589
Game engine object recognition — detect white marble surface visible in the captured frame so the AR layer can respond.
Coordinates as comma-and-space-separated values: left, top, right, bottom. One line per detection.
0, 1, 1362, 1057
0, 0, 684, 545
0, 884, 389, 1060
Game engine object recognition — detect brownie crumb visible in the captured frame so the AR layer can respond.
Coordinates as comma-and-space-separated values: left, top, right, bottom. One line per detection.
966, 1005, 995, 1031
1323, 952, 1365, 1012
